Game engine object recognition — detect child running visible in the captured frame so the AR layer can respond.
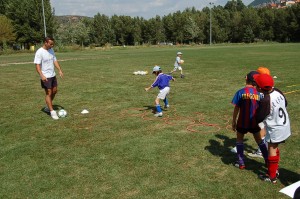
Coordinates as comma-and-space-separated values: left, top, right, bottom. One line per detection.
145, 66, 175, 117
254, 73, 291, 184
231, 71, 268, 169
169, 52, 184, 78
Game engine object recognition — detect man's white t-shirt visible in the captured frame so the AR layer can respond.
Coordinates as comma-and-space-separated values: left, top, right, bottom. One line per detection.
34, 47, 57, 78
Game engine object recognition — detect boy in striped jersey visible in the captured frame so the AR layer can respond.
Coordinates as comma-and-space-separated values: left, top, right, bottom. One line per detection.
231, 71, 268, 169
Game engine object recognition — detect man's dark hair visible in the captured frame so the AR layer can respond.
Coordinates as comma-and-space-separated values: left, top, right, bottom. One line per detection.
44, 36, 54, 43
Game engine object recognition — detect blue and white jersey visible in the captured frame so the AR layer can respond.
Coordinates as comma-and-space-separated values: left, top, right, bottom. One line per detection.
151, 73, 173, 90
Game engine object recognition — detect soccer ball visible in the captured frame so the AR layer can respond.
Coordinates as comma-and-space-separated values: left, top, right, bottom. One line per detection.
180, 60, 184, 64
58, 109, 67, 118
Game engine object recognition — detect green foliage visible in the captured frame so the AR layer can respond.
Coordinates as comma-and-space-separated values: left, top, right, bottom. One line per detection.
5, 0, 55, 45
2, 0, 300, 47
0, 15, 15, 44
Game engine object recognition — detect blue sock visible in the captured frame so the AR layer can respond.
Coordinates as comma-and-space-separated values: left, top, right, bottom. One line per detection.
163, 98, 168, 106
258, 140, 268, 163
236, 142, 244, 165
156, 104, 162, 113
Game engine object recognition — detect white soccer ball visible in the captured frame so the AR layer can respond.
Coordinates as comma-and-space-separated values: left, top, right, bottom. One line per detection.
58, 109, 67, 118
180, 59, 184, 64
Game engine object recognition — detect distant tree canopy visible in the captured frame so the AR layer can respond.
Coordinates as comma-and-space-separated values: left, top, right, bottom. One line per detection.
2, 0, 56, 47
1, 0, 300, 49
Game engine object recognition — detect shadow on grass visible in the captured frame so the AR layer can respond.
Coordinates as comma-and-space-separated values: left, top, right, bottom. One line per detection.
40, 104, 65, 115
143, 105, 170, 113
205, 134, 300, 186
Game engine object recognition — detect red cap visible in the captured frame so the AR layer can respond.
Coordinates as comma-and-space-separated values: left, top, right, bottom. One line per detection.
254, 74, 274, 91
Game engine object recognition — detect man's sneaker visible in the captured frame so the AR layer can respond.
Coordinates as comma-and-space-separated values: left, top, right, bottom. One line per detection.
44, 107, 50, 113
248, 150, 263, 158
154, 112, 163, 117
259, 174, 277, 184
234, 161, 246, 170
164, 105, 170, 108
50, 111, 59, 120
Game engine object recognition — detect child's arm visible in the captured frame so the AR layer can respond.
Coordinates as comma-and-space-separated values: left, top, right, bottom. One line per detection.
232, 106, 239, 131
144, 86, 152, 91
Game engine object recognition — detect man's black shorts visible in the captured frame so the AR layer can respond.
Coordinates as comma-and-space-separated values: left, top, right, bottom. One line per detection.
41, 76, 57, 89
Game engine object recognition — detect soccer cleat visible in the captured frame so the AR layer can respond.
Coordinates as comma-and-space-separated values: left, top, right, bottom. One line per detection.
164, 105, 170, 108
248, 150, 263, 158
234, 161, 246, 170
50, 111, 59, 120
180, 74, 185, 78
154, 112, 163, 117
259, 174, 277, 184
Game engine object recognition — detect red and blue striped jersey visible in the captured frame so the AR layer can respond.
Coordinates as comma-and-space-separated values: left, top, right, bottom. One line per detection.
232, 86, 261, 129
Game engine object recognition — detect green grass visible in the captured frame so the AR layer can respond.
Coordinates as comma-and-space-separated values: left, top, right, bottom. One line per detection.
0, 43, 299, 198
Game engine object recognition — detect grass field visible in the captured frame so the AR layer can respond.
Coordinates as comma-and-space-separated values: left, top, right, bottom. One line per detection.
0, 43, 299, 198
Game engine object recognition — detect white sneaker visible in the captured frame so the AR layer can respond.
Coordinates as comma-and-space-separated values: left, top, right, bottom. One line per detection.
50, 111, 59, 120
164, 105, 169, 108
154, 112, 163, 117
230, 147, 237, 153
248, 151, 263, 158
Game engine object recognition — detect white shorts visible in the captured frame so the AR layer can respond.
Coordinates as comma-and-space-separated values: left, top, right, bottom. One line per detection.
173, 66, 182, 71
157, 87, 170, 99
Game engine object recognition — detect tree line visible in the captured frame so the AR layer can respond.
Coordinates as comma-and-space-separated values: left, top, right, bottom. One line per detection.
1, 0, 300, 50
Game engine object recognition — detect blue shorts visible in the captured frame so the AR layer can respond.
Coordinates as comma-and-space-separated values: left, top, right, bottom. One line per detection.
41, 76, 57, 89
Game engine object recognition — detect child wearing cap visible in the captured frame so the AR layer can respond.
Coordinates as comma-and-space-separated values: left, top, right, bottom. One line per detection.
231, 71, 268, 169
145, 66, 175, 117
169, 52, 184, 78
254, 73, 291, 184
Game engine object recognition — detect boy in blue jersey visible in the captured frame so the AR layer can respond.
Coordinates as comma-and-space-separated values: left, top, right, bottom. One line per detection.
145, 66, 175, 117
231, 71, 268, 169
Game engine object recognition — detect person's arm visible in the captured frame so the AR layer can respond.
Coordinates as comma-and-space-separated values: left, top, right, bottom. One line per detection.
144, 86, 152, 91
256, 94, 271, 123
35, 64, 47, 81
232, 106, 239, 131
54, 60, 63, 78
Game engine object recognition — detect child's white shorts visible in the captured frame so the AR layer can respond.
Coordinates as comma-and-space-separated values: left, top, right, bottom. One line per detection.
173, 66, 182, 71
157, 87, 170, 99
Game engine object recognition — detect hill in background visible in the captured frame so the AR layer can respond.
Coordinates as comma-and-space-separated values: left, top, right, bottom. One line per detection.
249, 0, 279, 7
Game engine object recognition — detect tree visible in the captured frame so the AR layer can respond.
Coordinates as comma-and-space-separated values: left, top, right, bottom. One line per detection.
74, 20, 90, 48
0, 15, 15, 45
92, 13, 115, 46
6, 0, 56, 46
273, 9, 289, 42
0, 0, 9, 15
257, 8, 275, 41
243, 26, 255, 43
184, 16, 200, 43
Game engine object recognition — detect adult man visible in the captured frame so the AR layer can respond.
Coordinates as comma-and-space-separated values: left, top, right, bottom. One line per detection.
34, 37, 64, 120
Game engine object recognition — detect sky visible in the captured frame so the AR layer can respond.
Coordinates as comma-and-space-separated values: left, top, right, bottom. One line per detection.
50, 0, 253, 19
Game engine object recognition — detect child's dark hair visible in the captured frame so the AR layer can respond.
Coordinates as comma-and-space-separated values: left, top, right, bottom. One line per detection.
153, 70, 162, 75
